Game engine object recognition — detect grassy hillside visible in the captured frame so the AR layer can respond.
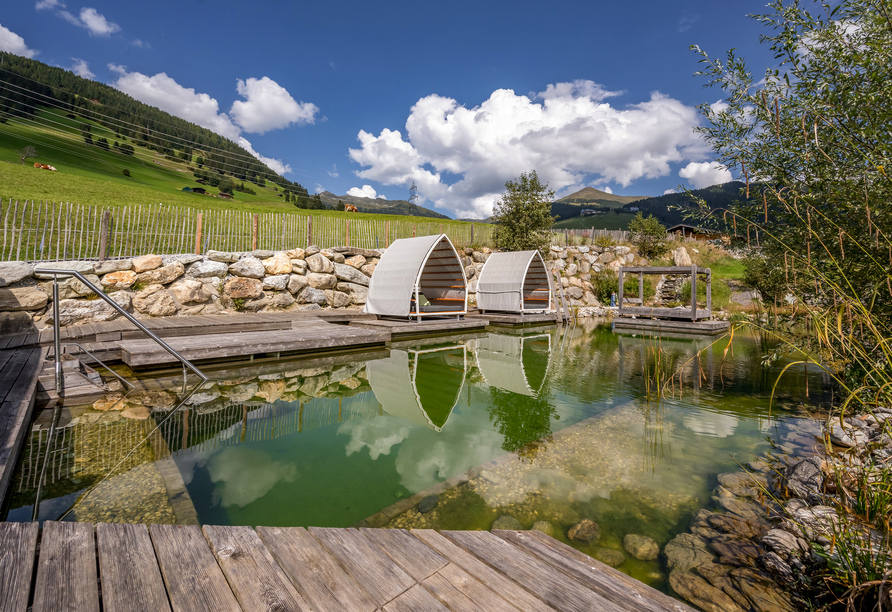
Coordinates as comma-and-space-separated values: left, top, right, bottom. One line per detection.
553, 213, 634, 230
315, 191, 449, 219
0, 106, 463, 223
556, 186, 650, 208
620, 182, 749, 228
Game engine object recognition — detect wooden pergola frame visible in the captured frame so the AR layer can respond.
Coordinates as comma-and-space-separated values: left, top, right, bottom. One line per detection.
618, 265, 713, 321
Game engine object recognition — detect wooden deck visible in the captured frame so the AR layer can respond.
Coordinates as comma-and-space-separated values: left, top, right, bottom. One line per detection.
613, 317, 730, 336
350, 317, 489, 339
466, 312, 558, 327
0, 346, 46, 510
0, 521, 693, 612
118, 323, 391, 367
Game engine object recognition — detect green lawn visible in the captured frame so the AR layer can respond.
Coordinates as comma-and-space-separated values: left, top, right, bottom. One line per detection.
0, 107, 473, 225
553, 214, 633, 230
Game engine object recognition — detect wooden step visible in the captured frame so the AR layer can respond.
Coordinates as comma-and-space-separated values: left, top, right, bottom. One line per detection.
117, 323, 391, 367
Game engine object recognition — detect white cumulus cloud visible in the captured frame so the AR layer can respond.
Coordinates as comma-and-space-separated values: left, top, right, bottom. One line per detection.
108, 65, 294, 176
348, 80, 707, 218
68, 58, 94, 79
77, 8, 119, 36
230, 77, 318, 134
347, 185, 380, 199
35, 0, 64, 9
678, 161, 732, 189
0, 23, 38, 58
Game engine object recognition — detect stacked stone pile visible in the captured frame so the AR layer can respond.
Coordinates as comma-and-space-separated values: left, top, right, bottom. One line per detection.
0, 242, 643, 333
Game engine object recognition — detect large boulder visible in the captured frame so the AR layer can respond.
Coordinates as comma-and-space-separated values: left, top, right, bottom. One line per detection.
333, 263, 370, 286
50, 291, 131, 326
305, 245, 321, 256
664, 533, 715, 572
224, 277, 263, 300
566, 263, 578, 276
133, 285, 179, 316
344, 255, 366, 269
307, 253, 334, 274
262, 253, 293, 275
137, 260, 184, 285
566, 286, 583, 300
206, 250, 238, 263
263, 275, 290, 291
186, 260, 228, 279
168, 279, 212, 305
292, 259, 308, 275
781, 457, 824, 502
598, 251, 616, 264
57, 274, 101, 299
287, 275, 309, 294
100, 270, 137, 290
337, 282, 368, 304
286, 248, 305, 260
33, 261, 94, 279
306, 273, 337, 289
668, 571, 746, 612
674, 246, 692, 267
0, 287, 48, 311
361, 263, 377, 277
132, 254, 162, 273
298, 287, 327, 305
267, 292, 296, 309
0, 261, 34, 287
228, 257, 265, 279
325, 290, 352, 308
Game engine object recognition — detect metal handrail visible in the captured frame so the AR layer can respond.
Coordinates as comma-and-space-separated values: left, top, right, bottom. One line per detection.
35, 269, 209, 397
61, 341, 134, 390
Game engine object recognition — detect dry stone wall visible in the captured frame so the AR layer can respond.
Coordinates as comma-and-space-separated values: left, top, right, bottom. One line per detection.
0, 242, 640, 334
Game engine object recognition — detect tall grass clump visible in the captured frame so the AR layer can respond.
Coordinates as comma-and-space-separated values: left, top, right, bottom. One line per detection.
690, 0, 892, 607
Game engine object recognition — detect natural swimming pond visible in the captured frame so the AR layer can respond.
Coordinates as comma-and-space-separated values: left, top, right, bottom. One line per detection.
3, 320, 829, 592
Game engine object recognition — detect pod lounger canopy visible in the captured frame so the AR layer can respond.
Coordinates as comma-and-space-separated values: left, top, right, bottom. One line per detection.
364, 234, 467, 319
476, 250, 554, 313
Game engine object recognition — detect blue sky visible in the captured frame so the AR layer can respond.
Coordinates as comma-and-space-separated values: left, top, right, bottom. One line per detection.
0, 0, 777, 217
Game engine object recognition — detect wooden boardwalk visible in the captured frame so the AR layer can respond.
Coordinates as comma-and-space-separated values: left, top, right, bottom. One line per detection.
0, 346, 46, 510
466, 312, 558, 328
350, 318, 489, 339
0, 522, 693, 612
613, 317, 729, 336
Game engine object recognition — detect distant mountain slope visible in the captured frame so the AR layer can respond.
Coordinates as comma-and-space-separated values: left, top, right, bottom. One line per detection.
316, 191, 449, 219
622, 182, 749, 227
557, 186, 650, 207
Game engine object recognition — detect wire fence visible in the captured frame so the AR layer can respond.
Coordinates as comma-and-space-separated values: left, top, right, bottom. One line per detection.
0, 198, 643, 262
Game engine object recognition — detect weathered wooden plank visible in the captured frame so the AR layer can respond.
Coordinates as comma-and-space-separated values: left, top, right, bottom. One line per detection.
422, 563, 520, 612
119, 327, 390, 367
503, 530, 695, 612
32, 522, 100, 612
96, 523, 171, 612
202, 525, 311, 612
256, 526, 377, 612
0, 350, 18, 401
0, 348, 45, 509
0, 522, 38, 612
360, 527, 448, 582
308, 527, 415, 607
442, 530, 627, 612
616, 306, 712, 321
410, 530, 556, 612
382, 584, 450, 612
148, 524, 240, 612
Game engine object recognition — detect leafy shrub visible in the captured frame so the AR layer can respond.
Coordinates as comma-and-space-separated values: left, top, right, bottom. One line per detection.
677, 278, 732, 309
593, 234, 617, 248
742, 253, 786, 305
629, 213, 669, 259
122, 169, 130, 177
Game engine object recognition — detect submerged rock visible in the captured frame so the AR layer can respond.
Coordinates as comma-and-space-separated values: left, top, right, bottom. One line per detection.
664, 533, 716, 572
595, 549, 625, 567
567, 519, 600, 545
492, 515, 522, 531
531, 521, 556, 537
669, 570, 747, 612
417, 495, 439, 513
623, 534, 659, 561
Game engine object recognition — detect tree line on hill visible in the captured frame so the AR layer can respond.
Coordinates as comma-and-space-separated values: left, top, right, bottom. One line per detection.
0, 52, 309, 198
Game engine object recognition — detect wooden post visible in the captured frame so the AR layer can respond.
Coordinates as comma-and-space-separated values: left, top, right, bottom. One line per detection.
705, 268, 712, 314
690, 264, 698, 321
345, 219, 350, 247
385, 221, 390, 247
98, 210, 111, 261
193, 212, 203, 255
618, 268, 624, 315
306, 216, 312, 247
470, 223, 475, 245
413, 223, 417, 237
590, 227, 595, 245
252, 213, 259, 251
638, 271, 644, 305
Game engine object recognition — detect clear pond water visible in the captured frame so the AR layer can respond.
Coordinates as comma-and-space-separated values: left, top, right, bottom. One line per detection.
3, 320, 830, 591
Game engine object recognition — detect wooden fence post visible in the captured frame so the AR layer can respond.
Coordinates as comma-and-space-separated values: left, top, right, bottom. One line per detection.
252, 213, 259, 251
306, 216, 312, 248
471, 223, 474, 245
385, 221, 390, 247
345, 219, 350, 247
194, 212, 203, 255
413, 223, 417, 238
98, 210, 111, 261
